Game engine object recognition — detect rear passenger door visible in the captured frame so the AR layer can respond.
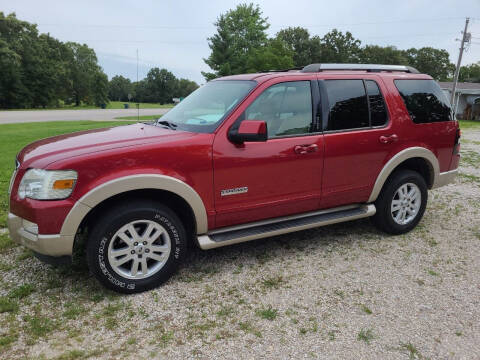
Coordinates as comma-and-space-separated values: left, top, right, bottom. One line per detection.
319, 78, 394, 208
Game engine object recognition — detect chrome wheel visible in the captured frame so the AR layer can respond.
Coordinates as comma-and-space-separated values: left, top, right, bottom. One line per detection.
391, 183, 421, 225
107, 220, 171, 280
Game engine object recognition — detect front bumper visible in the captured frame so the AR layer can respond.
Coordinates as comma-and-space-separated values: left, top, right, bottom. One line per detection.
7, 213, 73, 256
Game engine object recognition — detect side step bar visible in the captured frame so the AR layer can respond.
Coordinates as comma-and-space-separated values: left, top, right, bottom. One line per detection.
197, 204, 376, 250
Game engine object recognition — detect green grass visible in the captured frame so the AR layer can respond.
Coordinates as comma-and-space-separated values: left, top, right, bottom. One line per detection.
0, 233, 16, 253
0, 296, 19, 313
8, 284, 35, 299
255, 306, 278, 320
0, 120, 135, 228
458, 119, 480, 130
115, 114, 163, 121
3, 101, 174, 111
357, 328, 375, 344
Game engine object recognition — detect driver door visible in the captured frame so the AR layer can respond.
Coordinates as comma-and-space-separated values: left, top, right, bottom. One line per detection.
212, 79, 324, 228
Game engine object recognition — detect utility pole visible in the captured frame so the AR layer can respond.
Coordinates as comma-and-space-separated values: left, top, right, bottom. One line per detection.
450, 18, 470, 117
136, 49, 139, 122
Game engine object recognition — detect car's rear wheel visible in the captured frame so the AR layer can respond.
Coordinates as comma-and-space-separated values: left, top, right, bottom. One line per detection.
371, 169, 427, 235
86, 200, 187, 293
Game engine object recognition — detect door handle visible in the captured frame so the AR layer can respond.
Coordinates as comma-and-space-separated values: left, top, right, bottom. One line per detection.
379, 134, 398, 144
294, 144, 318, 154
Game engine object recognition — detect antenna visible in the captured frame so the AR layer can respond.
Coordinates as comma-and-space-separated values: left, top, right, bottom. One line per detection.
136, 49, 139, 122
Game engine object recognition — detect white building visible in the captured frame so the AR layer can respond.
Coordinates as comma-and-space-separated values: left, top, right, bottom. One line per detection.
439, 82, 480, 120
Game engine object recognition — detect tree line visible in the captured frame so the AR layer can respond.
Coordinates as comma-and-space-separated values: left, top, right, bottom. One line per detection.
0, 13, 199, 109
0, 12, 108, 109
203, 3, 480, 83
108, 70, 198, 104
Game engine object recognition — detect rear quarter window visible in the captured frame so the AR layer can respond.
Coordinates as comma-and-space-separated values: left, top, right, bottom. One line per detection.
394, 79, 452, 123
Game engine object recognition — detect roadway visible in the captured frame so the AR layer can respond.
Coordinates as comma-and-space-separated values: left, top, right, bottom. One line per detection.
0, 108, 171, 124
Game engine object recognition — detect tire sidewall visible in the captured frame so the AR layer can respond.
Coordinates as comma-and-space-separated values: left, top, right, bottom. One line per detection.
87, 204, 186, 293
381, 171, 428, 234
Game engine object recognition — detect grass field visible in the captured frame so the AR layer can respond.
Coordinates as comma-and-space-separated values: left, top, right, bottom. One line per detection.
3, 102, 174, 111
0, 121, 135, 228
458, 119, 480, 130
114, 114, 163, 121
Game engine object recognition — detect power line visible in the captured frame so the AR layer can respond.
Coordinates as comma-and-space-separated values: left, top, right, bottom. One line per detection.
0, 16, 466, 30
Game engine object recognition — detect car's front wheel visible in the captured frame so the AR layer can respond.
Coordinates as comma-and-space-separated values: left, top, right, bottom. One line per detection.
86, 200, 187, 293
371, 169, 428, 235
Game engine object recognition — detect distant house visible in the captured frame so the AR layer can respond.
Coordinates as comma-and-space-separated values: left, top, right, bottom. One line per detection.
439, 82, 480, 120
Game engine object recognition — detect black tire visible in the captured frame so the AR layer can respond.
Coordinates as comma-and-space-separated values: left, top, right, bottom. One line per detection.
86, 200, 187, 294
371, 169, 428, 235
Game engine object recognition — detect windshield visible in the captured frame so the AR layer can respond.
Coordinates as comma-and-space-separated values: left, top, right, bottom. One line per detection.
158, 80, 256, 133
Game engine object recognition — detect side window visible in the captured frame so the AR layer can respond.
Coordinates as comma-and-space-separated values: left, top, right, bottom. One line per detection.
394, 79, 452, 123
365, 80, 388, 127
245, 81, 313, 138
325, 80, 369, 131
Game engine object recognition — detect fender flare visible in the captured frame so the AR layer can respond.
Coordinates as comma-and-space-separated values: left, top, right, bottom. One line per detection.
367, 147, 439, 203
60, 175, 209, 248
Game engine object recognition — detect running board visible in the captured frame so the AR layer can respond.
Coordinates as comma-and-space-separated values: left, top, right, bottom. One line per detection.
197, 204, 376, 250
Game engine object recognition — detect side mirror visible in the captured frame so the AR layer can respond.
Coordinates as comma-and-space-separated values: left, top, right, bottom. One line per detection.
228, 120, 267, 144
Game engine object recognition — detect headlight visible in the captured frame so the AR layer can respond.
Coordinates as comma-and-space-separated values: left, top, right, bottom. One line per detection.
18, 169, 77, 200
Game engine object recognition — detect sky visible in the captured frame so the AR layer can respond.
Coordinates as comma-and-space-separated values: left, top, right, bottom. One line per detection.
1, 0, 479, 84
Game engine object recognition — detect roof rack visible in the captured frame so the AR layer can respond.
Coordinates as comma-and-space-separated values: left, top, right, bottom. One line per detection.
265, 66, 303, 73
301, 63, 420, 74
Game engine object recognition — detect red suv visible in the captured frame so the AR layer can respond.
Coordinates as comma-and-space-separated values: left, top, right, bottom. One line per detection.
8, 64, 460, 293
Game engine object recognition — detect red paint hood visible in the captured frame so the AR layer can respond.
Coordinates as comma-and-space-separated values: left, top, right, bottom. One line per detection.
17, 123, 196, 168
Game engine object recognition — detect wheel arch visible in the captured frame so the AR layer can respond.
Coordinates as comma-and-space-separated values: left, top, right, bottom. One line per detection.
368, 147, 439, 203
60, 175, 208, 254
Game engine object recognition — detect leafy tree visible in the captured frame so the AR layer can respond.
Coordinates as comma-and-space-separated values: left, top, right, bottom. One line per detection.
203, 3, 269, 80
66, 42, 102, 106
403, 47, 454, 81
319, 29, 362, 63
144, 68, 177, 104
458, 62, 480, 82
246, 39, 294, 72
275, 27, 321, 67
360, 45, 408, 65
108, 75, 132, 102
92, 71, 109, 106
175, 78, 199, 98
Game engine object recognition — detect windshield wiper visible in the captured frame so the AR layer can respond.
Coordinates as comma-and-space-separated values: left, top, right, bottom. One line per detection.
156, 119, 178, 130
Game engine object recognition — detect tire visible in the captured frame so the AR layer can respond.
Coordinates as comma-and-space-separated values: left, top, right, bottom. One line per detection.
371, 169, 428, 235
86, 200, 187, 294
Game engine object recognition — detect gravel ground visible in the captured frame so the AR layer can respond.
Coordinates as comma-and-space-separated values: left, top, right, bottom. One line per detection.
0, 129, 479, 360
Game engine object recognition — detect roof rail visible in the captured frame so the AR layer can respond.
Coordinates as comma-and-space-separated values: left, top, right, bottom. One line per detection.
264, 66, 303, 73
301, 63, 420, 74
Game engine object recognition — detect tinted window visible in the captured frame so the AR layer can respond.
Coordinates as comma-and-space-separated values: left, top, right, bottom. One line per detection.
245, 81, 312, 138
365, 80, 388, 127
394, 79, 451, 123
325, 80, 369, 131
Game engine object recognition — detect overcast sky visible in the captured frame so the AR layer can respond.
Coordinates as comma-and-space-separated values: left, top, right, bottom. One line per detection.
1, 0, 479, 84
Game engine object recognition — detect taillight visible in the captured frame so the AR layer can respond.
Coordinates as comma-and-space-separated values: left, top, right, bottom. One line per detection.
453, 127, 461, 154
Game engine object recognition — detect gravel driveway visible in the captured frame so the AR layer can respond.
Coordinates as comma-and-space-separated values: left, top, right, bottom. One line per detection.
0, 128, 479, 360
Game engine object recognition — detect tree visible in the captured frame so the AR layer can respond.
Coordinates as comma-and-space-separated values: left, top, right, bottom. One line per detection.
403, 47, 454, 81
458, 62, 480, 82
143, 68, 178, 104
175, 78, 199, 98
275, 27, 321, 67
319, 29, 362, 63
246, 39, 294, 72
203, 3, 269, 80
108, 75, 132, 102
92, 71, 109, 106
360, 45, 408, 65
